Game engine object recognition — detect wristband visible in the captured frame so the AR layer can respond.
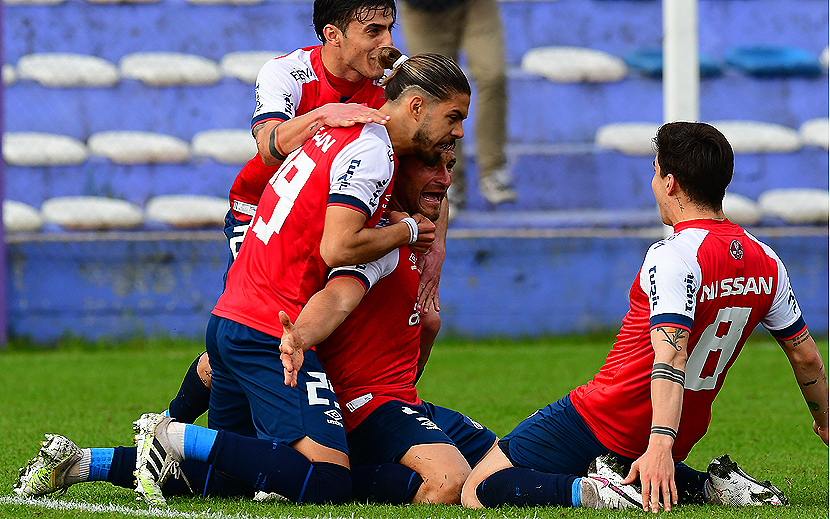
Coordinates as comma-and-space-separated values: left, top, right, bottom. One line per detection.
650, 425, 677, 440
401, 217, 418, 245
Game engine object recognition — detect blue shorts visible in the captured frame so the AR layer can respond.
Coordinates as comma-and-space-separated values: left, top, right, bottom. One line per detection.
222, 210, 252, 287
502, 394, 609, 476
346, 400, 497, 468
205, 314, 348, 453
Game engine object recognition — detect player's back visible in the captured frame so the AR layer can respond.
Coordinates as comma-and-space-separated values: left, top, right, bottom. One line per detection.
214, 122, 395, 338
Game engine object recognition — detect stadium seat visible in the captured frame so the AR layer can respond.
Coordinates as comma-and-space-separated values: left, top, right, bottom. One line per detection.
16, 53, 119, 87
624, 47, 723, 78
41, 196, 144, 230
821, 46, 829, 69
186, 0, 263, 5
2, 132, 88, 166
758, 188, 829, 224
520, 46, 628, 83
3, 200, 44, 232
119, 52, 222, 87
3, 64, 16, 85
88, 131, 191, 164
594, 122, 660, 156
86, 0, 161, 4
192, 129, 257, 164
708, 120, 802, 153
4, 0, 64, 5
145, 194, 229, 228
724, 45, 822, 77
220, 51, 282, 83
799, 118, 829, 150
721, 192, 761, 226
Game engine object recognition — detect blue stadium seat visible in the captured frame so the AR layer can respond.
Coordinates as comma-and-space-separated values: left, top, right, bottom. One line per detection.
624, 47, 723, 78
725, 45, 822, 77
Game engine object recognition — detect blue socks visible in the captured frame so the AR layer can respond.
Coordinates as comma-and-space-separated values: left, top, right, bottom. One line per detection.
476, 466, 578, 507
168, 355, 211, 424
183, 424, 218, 462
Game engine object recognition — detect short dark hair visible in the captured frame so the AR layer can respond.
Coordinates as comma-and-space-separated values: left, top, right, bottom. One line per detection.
654, 122, 734, 212
313, 0, 396, 42
377, 47, 471, 103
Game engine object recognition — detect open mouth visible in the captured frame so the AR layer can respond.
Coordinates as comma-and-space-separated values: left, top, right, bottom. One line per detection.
438, 142, 456, 152
421, 191, 446, 206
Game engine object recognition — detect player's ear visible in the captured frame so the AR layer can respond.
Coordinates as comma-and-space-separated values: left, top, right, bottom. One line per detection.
664, 173, 677, 194
407, 95, 424, 121
322, 24, 342, 47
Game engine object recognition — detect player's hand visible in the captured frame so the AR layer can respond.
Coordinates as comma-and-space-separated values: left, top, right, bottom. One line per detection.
279, 311, 305, 387
813, 420, 829, 445
416, 242, 444, 312
408, 214, 436, 254
624, 445, 677, 513
317, 102, 390, 127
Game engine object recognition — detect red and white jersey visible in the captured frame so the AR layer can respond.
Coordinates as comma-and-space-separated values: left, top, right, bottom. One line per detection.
316, 246, 422, 433
229, 46, 387, 220
213, 122, 395, 337
570, 218, 806, 462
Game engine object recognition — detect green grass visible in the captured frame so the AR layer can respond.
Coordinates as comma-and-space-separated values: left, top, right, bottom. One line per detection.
0, 333, 827, 518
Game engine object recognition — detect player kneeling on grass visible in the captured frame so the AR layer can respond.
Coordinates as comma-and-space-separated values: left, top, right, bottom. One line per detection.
278, 149, 498, 505
459, 121, 829, 513
12, 152, 494, 507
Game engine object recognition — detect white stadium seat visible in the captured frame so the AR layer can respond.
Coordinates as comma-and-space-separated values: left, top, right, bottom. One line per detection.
722, 192, 761, 226
41, 196, 144, 230
192, 129, 257, 164
708, 120, 802, 154
799, 118, 829, 150
85, 0, 160, 5
88, 131, 191, 165
2, 64, 16, 86
220, 51, 281, 84
145, 194, 229, 228
3, 0, 64, 5
17, 53, 119, 87
758, 188, 829, 224
594, 122, 660, 156
120, 52, 221, 87
820, 46, 829, 69
3, 200, 44, 233
521, 46, 628, 83
3, 132, 89, 167
186, 0, 262, 5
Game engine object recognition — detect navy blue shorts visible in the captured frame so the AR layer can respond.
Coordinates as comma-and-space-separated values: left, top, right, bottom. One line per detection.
205, 314, 348, 453
347, 400, 497, 468
502, 394, 609, 476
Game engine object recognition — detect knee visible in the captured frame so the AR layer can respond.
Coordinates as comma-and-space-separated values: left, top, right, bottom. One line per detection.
415, 465, 467, 504
197, 352, 213, 389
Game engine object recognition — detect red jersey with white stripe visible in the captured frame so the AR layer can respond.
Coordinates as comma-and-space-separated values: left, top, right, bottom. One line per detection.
229, 46, 387, 220
316, 246, 422, 433
213, 122, 395, 337
570, 218, 806, 461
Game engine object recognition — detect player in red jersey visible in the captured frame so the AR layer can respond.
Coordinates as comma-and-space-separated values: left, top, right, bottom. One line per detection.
167, 0, 448, 424
459, 122, 828, 512
276, 150, 498, 504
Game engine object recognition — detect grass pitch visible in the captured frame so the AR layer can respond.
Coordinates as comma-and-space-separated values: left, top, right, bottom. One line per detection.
0, 333, 827, 518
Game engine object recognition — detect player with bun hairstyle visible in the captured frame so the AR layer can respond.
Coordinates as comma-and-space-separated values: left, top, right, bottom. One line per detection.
14, 54, 472, 502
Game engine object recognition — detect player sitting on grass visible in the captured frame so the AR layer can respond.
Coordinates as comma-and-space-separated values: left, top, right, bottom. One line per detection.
459, 121, 829, 512
13, 141, 479, 508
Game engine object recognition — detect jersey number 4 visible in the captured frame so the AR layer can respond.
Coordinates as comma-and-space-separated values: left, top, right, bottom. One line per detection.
685, 306, 752, 391
252, 150, 316, 245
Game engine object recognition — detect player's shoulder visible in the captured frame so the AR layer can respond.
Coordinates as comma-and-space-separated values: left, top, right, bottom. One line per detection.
647, 226, 709, 261
259, 47, 319, 82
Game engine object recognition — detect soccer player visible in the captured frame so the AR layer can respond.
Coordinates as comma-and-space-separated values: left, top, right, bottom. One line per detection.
13, 151, 472, 507
168, 0, 448, 426
277, 149, 498, 504
459, 121, 829, 512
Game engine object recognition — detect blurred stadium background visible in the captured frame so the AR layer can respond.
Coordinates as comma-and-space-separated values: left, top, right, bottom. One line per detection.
1, 0, 827, 344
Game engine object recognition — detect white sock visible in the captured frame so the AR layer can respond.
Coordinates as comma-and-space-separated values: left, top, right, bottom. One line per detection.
165, 421, 187, 460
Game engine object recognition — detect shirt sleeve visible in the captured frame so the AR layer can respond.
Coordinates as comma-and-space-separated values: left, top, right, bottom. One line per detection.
758, 243, 805, 339
328, 249, 400, 292
251, 52, 306, 129
639, 240, 701, 332
327, 124, 395, 219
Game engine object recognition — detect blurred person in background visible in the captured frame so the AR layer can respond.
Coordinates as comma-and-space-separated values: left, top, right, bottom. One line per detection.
399, 0, 516, 215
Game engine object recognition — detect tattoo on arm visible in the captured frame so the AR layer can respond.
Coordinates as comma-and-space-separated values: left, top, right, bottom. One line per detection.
650, 426, 677, 440
803, 379, 818, 387
657, 327, 686, 352
808, 401, 820, 411
652, 362, 686, 386
792, 330, 811, 347
308, 122, 319, 134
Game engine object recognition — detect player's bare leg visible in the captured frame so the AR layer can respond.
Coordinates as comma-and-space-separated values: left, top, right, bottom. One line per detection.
460, 442, 514, 508
401, 443, 469, 504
